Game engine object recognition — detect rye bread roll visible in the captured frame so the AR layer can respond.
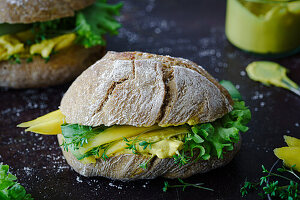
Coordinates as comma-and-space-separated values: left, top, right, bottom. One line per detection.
0, 0, 95, 24
0, 45, 106, 88
59, 51, 237, 180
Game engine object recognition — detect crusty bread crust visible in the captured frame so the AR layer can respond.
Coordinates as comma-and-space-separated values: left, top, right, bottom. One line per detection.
0, 0, 95, 24
60, 51, 233, 127
57, 134, 241, 180
0, 45, 106, 88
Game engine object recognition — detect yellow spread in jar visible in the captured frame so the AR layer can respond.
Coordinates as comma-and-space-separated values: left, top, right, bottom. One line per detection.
226, 0, 300, 54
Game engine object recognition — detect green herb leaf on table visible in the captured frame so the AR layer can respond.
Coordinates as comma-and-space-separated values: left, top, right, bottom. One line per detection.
0, 164, 33, 200
162, 178, 214, 192
241, 162, 300, 199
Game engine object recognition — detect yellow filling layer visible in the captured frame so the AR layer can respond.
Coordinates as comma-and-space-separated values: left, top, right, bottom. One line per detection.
18, 110, 188, 164
0, 31, 76, 62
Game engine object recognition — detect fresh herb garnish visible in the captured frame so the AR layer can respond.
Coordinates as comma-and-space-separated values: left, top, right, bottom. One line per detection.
8, 54, 21, 64
162, 178, 214, 192
123, 137, 156, 155
123, 137, 138, 154
139, 141, 154, 150
61, 124, 107, 151
241, 161, 300, 199
0, 164, 33, 200
139, 156, 154, 169
88, 143, 110, 161
26, 57, 33, 63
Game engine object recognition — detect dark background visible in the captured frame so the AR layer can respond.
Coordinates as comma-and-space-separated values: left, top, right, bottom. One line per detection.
1, 0, 300, 199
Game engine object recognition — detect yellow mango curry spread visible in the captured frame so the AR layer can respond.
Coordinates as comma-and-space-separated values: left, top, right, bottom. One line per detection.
246, 61, 299, 90
0, 30, 76, 62
226, 0, 300, 54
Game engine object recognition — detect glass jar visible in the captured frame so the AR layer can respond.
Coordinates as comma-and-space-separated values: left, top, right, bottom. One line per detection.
225, 0, 300, 57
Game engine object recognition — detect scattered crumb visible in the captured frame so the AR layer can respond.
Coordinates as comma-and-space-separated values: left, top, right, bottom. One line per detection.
109, 182, 123, 190
76, 176, 83, 183
240, 71, 246, 76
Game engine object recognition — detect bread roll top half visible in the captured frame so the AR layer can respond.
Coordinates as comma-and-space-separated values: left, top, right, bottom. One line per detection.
60, 51, 233, 127
0, 0, 95, 24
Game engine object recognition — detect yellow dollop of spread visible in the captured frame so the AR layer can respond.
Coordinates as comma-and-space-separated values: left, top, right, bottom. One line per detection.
0, 31, 76, 62
30, 33, 76, 58
0, 35, 25, 60
246, 61, 299, 90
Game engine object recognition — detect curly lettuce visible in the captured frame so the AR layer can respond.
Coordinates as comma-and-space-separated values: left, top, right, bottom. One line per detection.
174, 81, 251, 165
76, 0, 123, 47
0, 165, 33, 200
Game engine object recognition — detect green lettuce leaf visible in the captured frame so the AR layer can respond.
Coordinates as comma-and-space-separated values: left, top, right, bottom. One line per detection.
76, 0, 123, 47
13, 0, 122, 47
220, 80, 242, 101
0, 165, 33, 200
174, 81, 251, 165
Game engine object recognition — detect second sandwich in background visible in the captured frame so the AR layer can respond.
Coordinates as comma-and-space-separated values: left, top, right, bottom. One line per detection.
0, 0, 122, 88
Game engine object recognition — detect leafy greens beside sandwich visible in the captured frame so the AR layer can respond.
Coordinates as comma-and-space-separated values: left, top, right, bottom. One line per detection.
0, 0, 122, 88
18, 51, 251, 181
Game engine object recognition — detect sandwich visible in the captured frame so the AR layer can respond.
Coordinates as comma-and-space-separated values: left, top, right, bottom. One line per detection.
0, 0, 122, 88
18, 51, 251, 181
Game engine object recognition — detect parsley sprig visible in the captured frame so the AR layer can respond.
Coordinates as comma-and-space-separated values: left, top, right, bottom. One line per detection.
123, 137, 156, 155
61, 124, 107, 151
0, 165, 33, 200
88, 143, 111, 161
139, 156, 154, 169
241, 161, 300, 199
163, 178, 214, 192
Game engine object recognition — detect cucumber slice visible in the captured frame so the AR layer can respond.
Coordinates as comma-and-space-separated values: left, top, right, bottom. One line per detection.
0, 23, 31, 36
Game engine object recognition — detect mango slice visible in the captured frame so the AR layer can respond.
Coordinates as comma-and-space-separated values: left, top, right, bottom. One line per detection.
79, 156, 96, 164
274, 147, 300, 172
17, 110, 65, 135
284, 135, 300, 147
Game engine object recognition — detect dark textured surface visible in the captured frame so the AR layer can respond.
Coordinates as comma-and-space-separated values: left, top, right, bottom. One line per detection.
0, 0, 300, 199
